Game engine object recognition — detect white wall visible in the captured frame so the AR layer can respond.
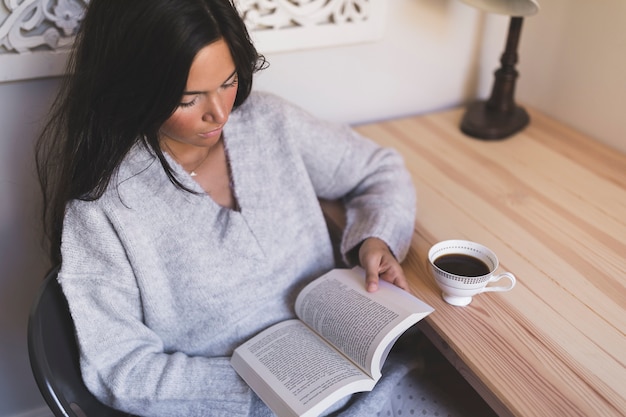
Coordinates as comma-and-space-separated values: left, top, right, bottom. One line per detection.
518, 0, 626, 153
1, 0, 624, 416
0, 77, 58, 416
255, 0, 481, 124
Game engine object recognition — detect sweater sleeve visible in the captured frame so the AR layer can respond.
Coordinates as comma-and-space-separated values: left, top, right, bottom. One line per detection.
270, 95, 417, 264
59, 200, 252, 417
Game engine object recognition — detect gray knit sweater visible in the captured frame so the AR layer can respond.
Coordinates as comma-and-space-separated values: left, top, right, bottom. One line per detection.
59, 91, 417, 417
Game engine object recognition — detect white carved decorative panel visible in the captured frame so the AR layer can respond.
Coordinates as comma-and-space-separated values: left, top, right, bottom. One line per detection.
0, 0, 88, 82
234, 0, 387, 53
0, 0, 387, 82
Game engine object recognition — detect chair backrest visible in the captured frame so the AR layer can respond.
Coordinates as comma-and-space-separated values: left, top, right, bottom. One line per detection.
28, 267, 133, 417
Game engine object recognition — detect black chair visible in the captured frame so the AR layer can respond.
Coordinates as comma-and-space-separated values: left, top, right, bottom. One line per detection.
28, 267, 133, 417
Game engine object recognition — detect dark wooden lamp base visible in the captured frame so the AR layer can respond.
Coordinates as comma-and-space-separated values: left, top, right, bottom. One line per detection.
460, 16, 530, 141
461, 100, 529, 140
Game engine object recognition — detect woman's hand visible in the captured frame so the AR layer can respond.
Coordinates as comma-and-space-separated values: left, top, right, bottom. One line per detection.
358, 237, 408, 292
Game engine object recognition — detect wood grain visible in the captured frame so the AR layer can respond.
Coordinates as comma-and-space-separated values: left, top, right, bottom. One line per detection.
351, 108, 626, 417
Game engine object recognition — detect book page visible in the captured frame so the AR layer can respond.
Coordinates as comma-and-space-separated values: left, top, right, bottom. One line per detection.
294, 267, 433, 379
231, 319, 376, 417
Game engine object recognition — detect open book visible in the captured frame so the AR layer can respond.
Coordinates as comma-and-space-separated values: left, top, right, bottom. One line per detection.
231, 267, 434, 417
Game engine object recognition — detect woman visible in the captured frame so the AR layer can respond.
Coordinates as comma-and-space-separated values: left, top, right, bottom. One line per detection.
36, 0, 418, 415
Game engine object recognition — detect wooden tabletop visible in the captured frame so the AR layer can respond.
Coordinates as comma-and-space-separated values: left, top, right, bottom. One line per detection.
353, 108, 626, 417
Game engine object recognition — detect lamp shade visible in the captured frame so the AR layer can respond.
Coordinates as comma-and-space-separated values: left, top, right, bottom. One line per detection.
461, 0, 539, 16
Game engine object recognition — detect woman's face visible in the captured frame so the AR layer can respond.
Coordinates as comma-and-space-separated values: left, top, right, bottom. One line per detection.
160, 38, 238, 149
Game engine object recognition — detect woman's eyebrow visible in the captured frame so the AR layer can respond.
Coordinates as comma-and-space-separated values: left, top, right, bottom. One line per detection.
183, 69, 238, 95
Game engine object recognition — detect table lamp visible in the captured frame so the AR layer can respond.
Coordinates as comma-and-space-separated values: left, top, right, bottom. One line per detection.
460, 0, 540, 140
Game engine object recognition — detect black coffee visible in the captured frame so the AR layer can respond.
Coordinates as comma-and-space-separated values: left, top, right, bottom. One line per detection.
434, 254, 490, 277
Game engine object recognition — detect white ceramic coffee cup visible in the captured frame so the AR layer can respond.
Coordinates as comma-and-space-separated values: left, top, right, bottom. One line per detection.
428, 240, 516, 307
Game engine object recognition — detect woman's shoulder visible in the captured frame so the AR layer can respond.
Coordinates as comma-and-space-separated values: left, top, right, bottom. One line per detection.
236, 91, 311, 121
242, 90, 291, 109
69, 144, 164, 210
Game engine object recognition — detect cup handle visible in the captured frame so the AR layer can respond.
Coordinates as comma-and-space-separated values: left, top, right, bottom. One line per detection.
481, 272, 516, 293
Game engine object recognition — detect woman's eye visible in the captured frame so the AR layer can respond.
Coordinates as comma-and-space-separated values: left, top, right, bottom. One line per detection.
223, 75, 239, 89
179, 96, 198, 108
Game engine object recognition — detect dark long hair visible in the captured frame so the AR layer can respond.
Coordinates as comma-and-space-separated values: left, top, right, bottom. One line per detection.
36, 0, 267, 264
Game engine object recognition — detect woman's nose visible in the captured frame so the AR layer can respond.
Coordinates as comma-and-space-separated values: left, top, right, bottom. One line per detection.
202, 93, 228, 124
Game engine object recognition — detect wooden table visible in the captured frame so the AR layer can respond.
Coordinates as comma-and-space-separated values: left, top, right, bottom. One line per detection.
347, 107, 625, 417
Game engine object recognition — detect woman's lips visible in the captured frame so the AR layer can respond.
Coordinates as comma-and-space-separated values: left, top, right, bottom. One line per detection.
198, 126, 222, 139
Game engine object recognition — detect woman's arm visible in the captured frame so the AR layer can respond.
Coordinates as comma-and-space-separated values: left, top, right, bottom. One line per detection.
270, 94, 416, 289
59, 201, 252, 417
